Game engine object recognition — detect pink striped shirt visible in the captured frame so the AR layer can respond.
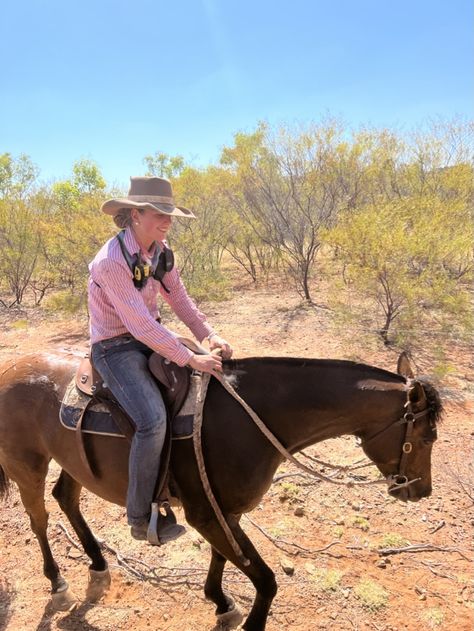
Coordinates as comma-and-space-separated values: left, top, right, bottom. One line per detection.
88, 227, 214, 366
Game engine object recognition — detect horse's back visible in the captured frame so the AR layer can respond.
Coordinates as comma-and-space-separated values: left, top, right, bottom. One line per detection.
0, 351, 78, 393
0, 351, 77, 457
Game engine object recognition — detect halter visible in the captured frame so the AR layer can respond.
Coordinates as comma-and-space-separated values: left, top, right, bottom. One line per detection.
360, 380, 431, 493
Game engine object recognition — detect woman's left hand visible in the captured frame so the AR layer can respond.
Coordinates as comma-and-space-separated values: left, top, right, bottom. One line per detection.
209, 335, 233, 359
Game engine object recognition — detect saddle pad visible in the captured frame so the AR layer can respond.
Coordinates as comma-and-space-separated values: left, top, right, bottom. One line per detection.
59, 374, 196, 440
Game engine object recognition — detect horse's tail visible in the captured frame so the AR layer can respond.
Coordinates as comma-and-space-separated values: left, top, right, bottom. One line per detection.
0, 465, 11, 500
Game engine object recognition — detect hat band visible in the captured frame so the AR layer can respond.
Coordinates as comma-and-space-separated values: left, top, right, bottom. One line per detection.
128, 195, 175, 205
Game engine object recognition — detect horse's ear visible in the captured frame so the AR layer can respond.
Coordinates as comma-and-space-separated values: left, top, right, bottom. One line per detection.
397, 352, 415, 379
410, 380, 427, 406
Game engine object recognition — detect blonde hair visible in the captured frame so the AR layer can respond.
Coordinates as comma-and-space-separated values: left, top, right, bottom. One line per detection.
113, 207, 143, 229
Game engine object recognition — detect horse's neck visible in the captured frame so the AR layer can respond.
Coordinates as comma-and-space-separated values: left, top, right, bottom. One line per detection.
231, 358, 407, 452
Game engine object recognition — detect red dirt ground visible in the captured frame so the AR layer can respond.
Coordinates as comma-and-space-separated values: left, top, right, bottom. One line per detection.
0, 282, 473, 630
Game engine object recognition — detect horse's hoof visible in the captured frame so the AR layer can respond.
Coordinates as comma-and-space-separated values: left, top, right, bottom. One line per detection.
215, 598, 243, 629
86, 568, 111, 602
51, 586, 77, 612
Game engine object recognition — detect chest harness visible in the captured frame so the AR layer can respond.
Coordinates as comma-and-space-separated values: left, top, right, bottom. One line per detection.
116, 230, 175, 293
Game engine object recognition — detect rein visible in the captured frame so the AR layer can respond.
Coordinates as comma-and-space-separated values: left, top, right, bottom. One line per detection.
213, 373, 430, 489
192, 369, 430, 568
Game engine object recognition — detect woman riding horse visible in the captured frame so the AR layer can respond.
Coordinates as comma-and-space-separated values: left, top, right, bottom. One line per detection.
88, 176, 233, 543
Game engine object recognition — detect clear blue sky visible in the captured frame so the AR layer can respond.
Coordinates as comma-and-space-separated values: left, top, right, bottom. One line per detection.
1, 0, 472, 188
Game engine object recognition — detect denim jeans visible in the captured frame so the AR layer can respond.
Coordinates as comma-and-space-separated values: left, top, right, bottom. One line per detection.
91, 336, 167, 526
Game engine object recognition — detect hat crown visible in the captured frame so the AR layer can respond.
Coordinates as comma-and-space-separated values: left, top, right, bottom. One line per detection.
128, 176, 173, 199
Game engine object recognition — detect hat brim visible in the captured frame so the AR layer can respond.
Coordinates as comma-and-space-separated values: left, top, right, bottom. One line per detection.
101, 198, 196, 218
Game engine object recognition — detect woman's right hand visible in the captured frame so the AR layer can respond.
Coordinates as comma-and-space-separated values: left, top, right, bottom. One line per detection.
188, 352, 223, 375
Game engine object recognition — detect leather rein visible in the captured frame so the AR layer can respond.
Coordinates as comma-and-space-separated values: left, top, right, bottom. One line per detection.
213, 372, 431, 492
194, 370, 431, 567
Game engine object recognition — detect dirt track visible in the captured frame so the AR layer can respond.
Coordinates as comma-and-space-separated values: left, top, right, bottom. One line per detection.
1, 283, 473, 630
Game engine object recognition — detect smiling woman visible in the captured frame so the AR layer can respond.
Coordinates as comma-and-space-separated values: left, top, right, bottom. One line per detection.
88, 176, 233, 543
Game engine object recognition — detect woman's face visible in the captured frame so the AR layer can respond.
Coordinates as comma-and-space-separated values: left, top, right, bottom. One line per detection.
131, 207, 173, 246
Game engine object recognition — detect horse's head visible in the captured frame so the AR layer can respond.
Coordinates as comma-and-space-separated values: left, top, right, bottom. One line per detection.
359, 353, 442, 502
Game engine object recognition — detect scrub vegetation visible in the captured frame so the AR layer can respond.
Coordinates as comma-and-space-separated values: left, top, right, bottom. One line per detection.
0, 116, 472, 356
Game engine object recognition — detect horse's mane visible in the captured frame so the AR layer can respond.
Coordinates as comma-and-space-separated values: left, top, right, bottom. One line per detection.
223, 357, 444, 425
224, 356, 406, 383
416, 377, 444, 425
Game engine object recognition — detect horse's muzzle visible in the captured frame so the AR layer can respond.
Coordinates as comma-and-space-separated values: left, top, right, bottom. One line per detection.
387, 475, 431, 502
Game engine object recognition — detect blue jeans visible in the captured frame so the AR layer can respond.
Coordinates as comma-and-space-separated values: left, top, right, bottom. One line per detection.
91, 336, 167, 526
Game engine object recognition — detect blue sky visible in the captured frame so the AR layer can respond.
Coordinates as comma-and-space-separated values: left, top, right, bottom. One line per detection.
1, 0, 472, 187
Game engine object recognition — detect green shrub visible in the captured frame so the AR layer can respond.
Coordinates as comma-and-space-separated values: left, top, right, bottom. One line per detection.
310, 568, 344, 592
422, 608, 444, 627
184, 269, 230, 303
350, 515, 370, 531
376, 533, 410, 549
44, 289, 85, 314
354, 579, 388, 610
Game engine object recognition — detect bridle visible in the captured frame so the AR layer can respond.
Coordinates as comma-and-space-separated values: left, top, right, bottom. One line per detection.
360, 380, 432, 493
193, 371, 434, 566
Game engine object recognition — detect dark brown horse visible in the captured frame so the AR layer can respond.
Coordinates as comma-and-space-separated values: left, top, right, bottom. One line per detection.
0, 351, 441, 631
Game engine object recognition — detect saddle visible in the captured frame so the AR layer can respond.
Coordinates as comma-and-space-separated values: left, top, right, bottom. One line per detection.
73, 337, 208, 499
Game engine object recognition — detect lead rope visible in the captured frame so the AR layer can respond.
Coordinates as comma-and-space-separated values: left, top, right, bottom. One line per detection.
193, 372, 251, 567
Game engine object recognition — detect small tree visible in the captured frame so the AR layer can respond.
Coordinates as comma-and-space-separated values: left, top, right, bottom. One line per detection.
0, 199, 42, 306
42, 160, 112, 308
143, 152, 186, 179
324, 192, 473, 346
220, 121, 352, 301
169, 166, 230, 300
0, 154, 42, 306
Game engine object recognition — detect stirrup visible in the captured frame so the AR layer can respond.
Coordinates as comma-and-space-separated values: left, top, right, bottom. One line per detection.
147, 501, 186, 545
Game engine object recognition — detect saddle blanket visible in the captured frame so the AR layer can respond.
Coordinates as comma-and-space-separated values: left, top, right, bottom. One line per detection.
59, 374, 200, 440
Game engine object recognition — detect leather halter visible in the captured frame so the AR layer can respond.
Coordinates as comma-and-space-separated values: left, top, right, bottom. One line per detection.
360, 382, 431, 492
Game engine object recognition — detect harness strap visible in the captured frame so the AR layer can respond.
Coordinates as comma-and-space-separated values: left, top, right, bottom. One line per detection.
361, 408, 428, 448
193, 373, 251, 567
398, 416, 415, 478
75, 399, 97, 478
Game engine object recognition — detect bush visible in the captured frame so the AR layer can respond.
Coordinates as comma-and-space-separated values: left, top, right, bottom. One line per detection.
310, 568, 344, 592
376, 533, 410, 549
44, 289, 86, 314
354, 579, 389, 610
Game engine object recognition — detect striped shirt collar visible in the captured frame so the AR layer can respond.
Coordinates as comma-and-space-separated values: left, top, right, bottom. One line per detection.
123, 226, 141, 256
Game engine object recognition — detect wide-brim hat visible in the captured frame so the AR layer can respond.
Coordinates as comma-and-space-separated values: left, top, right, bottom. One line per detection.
101, 176, 195, 218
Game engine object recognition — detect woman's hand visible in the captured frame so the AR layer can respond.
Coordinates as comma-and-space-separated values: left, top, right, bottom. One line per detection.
188, 353, 223, 375
209, 334, 233, 359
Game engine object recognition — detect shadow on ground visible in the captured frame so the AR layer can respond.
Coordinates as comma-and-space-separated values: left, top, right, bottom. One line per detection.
0, 579, 15, 631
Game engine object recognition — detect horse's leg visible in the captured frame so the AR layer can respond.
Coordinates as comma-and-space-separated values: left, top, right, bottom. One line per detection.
52, 470, 111, 602
204, 547, 243, 627
193, 515, 277, 631
7, 460, 77, 611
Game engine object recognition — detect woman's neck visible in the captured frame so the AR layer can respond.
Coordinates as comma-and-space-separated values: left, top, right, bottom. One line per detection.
131, 226, 155, 254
